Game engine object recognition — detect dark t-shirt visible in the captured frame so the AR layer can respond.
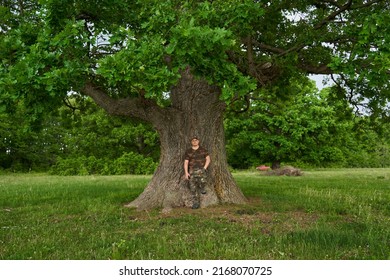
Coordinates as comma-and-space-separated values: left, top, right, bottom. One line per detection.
184, 146, 209, 172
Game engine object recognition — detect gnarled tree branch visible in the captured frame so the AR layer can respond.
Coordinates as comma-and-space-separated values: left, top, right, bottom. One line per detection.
81, 81, 163, 124
314, 0, 352, 29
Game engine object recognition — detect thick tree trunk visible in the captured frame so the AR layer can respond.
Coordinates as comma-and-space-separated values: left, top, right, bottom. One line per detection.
125, 70, 246, 211
83, 69, 247, 211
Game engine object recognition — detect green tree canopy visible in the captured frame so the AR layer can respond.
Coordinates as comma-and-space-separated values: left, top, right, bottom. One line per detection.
1, 0, 389, 114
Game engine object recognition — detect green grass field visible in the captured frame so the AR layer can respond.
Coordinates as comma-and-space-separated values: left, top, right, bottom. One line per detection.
1, 169, 389, 260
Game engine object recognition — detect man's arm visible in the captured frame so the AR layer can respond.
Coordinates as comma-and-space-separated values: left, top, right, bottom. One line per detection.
204, 155, 210, 171
184, 159, 190, 180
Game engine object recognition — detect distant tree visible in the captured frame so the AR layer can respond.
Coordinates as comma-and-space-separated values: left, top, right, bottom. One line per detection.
343, 115, 390, 167
0, 101, 64, 171
1, 0, 389, 210
225, 79, 354, 169
58, 99, 160, 161
0, 97, 159, 172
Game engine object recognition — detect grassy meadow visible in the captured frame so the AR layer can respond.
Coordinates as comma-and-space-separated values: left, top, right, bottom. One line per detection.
0, 169, 389, 260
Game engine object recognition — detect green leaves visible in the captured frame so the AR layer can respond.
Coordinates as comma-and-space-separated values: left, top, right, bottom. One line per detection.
0, 13, 95, 121
2, 0, 390, 122
225, 78, 358, 168
94, 0, 260, 101
96, 33, 179, 100
221, 73, 257, 102
169, 21, 233, 72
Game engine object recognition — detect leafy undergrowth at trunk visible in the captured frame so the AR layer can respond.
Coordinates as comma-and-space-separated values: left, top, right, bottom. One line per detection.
0, 169, 389, 259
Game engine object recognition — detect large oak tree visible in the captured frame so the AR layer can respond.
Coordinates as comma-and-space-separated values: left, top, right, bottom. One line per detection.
1, 0, 389, 210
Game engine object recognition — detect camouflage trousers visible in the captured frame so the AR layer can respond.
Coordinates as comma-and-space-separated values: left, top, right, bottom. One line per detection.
188, 169, 207, 207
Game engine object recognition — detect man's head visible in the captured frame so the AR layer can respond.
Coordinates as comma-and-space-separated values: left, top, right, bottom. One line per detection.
191, 136, 200, 145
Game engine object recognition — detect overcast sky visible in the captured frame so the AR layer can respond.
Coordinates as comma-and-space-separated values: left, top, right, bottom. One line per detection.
310, 74, 333, 90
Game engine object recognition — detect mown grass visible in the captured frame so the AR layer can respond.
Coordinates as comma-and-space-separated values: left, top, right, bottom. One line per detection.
0, 169, 389, 260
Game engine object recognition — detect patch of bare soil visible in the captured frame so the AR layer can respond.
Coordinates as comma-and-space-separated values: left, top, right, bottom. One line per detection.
127, 198, 318, 235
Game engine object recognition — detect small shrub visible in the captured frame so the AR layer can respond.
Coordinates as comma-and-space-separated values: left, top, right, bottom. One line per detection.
111, 152, 157, 175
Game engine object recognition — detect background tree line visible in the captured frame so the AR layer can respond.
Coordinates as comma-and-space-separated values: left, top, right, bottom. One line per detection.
2, 79, 389, 174
0, 97, 159, 174
225, 78, 390, 169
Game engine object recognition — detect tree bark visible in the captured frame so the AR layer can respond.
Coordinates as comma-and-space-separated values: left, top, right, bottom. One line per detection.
83, 70, 247, 211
